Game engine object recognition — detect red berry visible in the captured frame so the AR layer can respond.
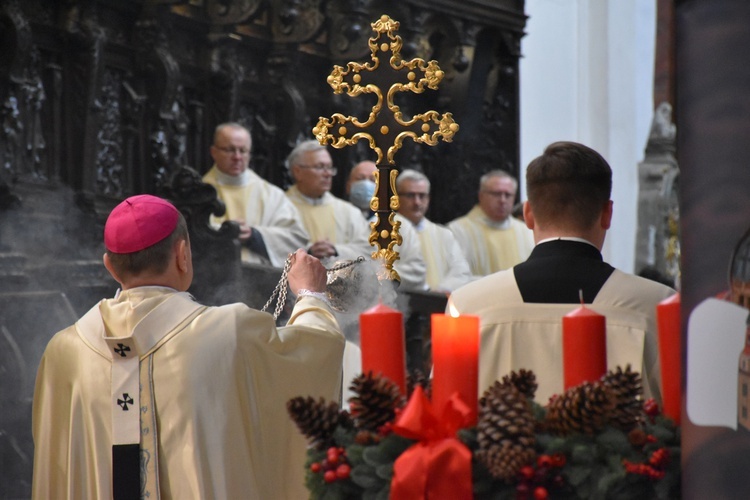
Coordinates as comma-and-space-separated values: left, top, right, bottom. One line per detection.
336, 463, 351, 480
378, 422, 394, 436
644, 398, 660, 417
551, 453, 566, 468
534, 486, 549, 499
537, 455, 553, 468
327, 448, 340, 465
310, 462, 322, 473
323, 470, 337, 483
519, 465, 535, 481
649, 448, 669, 467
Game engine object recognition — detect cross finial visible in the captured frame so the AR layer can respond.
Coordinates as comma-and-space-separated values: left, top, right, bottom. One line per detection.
313, 14, 459, 282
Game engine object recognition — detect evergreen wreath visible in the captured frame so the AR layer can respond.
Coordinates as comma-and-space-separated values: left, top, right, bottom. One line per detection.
287, 367, 681, 499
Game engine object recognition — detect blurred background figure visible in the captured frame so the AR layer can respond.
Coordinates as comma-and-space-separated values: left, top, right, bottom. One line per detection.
202, 122, 308, 267
397, 169, 472, 292
448, 170, 534, 277
346, 160, 377, 219
285, 140, 371, 262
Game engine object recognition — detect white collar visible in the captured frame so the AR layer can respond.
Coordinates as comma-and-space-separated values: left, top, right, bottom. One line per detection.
537, 236, 598, 248
214, 168, 251, 186
113, 285, 179, 300
294, 187, 327, 206
484, 216, 511, 230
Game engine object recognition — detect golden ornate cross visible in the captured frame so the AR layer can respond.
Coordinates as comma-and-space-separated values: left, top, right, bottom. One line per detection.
313, 14, 459, 282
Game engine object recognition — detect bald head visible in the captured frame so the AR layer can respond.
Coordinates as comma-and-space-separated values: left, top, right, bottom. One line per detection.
210, 123, 252, 177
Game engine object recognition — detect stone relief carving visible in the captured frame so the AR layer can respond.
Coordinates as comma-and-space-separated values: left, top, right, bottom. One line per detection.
272, 0, 325, 42
649, 101, 677, 143
636, 101, 680, 287
207, 0, 263, 25
95, 68, 125, 196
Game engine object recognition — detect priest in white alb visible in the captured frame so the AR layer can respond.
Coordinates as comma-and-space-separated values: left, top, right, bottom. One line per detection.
31, 194, 345, 500
285, 142, 428, 293
202, 122, 309, 267
285, 140, 374, 262
397, 169, 473, 292
448, 170, 534, 277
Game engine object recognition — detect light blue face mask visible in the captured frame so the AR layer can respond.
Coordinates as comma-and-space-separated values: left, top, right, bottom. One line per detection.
349, 179, 376, 210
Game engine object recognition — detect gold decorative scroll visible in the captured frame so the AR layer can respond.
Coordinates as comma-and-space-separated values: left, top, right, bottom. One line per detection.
312, 14, 459, 282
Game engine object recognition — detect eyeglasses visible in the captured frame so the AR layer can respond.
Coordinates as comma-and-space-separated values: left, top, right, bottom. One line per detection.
215, 146, 250, 156
482, 190, 515, 199
297, 164, 337, 175
401, 192, 429, 200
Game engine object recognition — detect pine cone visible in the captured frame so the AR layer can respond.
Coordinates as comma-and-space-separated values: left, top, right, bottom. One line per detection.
544, 381, 615, 435
287, 396, 346, 450
348, 372, 404, 432
600, 365, 644, 432
476, 381, 536, 482
476, 441, 536, 483
501, 369, 538, 401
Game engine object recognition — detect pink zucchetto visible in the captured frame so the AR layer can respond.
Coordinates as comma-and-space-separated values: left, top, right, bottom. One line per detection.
104, 195, 179, 253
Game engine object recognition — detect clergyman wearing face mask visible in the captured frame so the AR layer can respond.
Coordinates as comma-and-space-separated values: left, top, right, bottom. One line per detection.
346, 161, 377, 219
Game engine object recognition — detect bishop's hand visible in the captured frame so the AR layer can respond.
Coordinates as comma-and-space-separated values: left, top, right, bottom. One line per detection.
287, 249, 327, 295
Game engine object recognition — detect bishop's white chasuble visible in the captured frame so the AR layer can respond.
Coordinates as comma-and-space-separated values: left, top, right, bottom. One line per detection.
32, 287, 345, 500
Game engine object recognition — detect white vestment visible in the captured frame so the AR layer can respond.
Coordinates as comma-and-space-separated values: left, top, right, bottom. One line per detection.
203, 166, 309, 267
32, 287, 345, 500
448, 206, 534, 277
286, 185, 372, 261
412, 217, 473, 292
450, 269, 674, 404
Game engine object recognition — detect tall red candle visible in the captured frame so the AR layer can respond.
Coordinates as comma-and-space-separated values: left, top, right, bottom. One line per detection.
562, 305, 607, 389
430, 313, 480, 425
359, 303, 406, 394
656, 293, 681, 424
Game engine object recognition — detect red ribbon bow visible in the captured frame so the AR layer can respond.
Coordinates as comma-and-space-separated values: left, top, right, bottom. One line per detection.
390, 385, 474, 500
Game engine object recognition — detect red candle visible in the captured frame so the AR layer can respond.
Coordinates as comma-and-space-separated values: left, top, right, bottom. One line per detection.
359, 303, 406, 394
656, 293, 681, 424
430, 313, 479, 425
562, 305, 607, 389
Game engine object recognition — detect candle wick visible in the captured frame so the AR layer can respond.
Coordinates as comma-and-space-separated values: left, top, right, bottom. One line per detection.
579, 289, 584, 305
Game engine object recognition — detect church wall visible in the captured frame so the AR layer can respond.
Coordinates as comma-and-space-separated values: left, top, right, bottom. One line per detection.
519, 0, 657, 273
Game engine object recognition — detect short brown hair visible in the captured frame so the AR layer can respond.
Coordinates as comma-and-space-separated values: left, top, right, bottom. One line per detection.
105, 213, 189, 279
526, 141, 612, 230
